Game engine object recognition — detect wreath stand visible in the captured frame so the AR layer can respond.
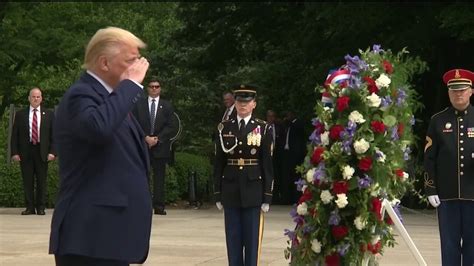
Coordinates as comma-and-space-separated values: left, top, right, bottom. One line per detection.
362, 199, 427, 266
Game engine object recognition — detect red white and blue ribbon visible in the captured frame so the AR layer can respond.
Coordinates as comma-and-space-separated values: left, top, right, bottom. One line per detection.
324, 69, 351, 87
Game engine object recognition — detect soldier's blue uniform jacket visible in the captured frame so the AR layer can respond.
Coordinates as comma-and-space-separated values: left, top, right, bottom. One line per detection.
214, 116, 274, 207
424, 105, 474, 200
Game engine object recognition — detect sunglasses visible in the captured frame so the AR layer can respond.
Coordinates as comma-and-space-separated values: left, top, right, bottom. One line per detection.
148, 85, 161, 89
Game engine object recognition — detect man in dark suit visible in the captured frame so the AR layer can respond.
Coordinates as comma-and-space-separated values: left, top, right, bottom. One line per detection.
11, 87, 56, 215
214, 85, 274, 266
49, 26, 152, 266
265, 109, 285, 204
221, 91, 237, 121
132, 77, 177, 215
280, 110, 307, 204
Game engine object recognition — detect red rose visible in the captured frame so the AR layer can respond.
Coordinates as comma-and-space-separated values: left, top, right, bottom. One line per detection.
325, 253, 341, 266
371, 197, 382, 221
397, 123, 404, 136
368, 241, 382, 254
336, 96, 350, 112
386, 216, 394, 225
331, 225, 349, 240
358, 156, 372, 171
363, 76, 379, 94
329, 124, 344, 140
311, 146, 325, 165
395, 169, 404, 178
298, 189, 313, 204
314, 121, 325, 134
382, 60, 394, 74
371, 120, 386, 134
332, 181, 349, 194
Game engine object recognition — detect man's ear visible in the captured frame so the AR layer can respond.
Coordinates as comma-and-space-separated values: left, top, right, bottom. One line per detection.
98, 55, 109, 71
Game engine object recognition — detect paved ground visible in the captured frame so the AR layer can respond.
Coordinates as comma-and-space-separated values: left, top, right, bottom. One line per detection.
0, 205, 440, 265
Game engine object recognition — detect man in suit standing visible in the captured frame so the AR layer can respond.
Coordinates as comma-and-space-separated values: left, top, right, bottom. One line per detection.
266, 109, 285, 204
49, 26, 152, 266
280, 110, 307, 204
11, 87, 56, 215
214, 85, 274, 266
132, 77, 177, 215
221, 91, 237, 121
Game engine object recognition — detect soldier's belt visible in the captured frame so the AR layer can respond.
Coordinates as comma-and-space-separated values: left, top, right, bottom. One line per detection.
227, 158, 259, 166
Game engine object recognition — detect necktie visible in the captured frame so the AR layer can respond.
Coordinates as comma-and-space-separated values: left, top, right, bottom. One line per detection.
150, 99, 156, 135
271, 124, 276, 144
32, 109, 38, 144
239, 119, 246, 137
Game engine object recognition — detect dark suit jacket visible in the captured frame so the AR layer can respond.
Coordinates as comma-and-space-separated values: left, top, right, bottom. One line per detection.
284, 118, 307, 164
11, 106, 55, 161
132, 95, 176, 159
49, 72, 152, 263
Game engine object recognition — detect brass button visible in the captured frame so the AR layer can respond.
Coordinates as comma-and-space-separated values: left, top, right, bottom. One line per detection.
460, 172, 464, 175
461, 133, 464, 136
461, 140, 464, 144
461, 164, 464, 167
239, 150, 242, 154
259, 176, 262, 179
239, 166, 243, 170
461, 147, 464, 151
239, 141, 242, 145
461, 156, 465, 159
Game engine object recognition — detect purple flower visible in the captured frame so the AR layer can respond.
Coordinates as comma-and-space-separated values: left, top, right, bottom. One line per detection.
344, 54, 368, 74
349, 76, 362, 90
337, 243, 351, 256
358, 174, 372, 189
372, 44, 384, 54
380, 95, 392, 108
393, 203, 404, 223
284, 228, 297, 241
391, 126, 399, 141
295, 178, 306, 192
303, 225, 314, 234
328, 210, 341, 225
314, 165, 326, 183
403, 147, 411, 161
290, 207, 305, 225
396, 88, 407, 106
309, 130, 321, 145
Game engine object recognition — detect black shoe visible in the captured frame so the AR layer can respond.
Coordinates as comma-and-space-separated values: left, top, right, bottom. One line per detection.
37, 209, 45, 215
154, 208, 167, 215
21, 209, 36, 215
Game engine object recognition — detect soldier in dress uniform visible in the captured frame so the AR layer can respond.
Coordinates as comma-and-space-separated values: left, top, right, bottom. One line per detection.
424, 68, 474, 266
214, 84, 274, 266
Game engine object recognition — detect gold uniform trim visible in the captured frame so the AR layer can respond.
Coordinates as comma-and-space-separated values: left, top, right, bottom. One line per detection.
424, 136, 432, 152
257, 211, 264, 266
423, 173, 435, 188
227, 158, 259, 166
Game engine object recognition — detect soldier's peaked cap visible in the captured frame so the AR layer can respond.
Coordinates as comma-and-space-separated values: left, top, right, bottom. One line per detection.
443, 69, 474, 90
232, 84, 258, 102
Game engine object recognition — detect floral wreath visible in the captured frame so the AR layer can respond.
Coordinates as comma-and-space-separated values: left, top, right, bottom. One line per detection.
284, 45, 425, 265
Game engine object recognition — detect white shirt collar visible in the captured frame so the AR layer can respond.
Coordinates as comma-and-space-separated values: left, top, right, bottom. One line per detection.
236, 114, 251, 124
29, 106, 41, 112
87, 70, 113, 94
148, 96, 160, 103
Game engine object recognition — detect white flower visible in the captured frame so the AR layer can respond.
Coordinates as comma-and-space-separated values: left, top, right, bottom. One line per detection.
341, 165, 355, 180
375, 148, 386, 163
320, 131, 330, 146
311, 239, 322, 253
297, 202, 308, 215
354, 138, 370, 154
354, 216, 367, 230
371, 235, 381, 245
335, 193, 348, 208
323, 106, 334, 113
302, 185, 308, 193
366, 93, 381, 108
375, 73, 391, 88
391, 198, 401, 206
348, 110, 366, 124
402, 172, 409, 181
320, 190, 334, 204
370, 183, 380, 197
306, 168, 315, 183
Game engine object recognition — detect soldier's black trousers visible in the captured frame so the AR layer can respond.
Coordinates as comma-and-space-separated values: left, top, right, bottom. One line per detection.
437, 200, 474, 266
224, 207, 264, 266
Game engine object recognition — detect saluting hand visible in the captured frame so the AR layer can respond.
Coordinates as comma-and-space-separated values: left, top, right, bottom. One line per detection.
120, 57, 149, 84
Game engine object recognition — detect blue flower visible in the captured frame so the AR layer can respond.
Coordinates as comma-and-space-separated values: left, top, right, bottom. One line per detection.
344, 54, 368, 74
295, 178, 306, 192
337, 243, 351, 256
396, 88, 407, 106
358, 174, 372, 189
284, 228, 297, 241
372, 44, 384, 54
381, 95, 392, 108
328, 210, 341, 225
391, 126, 399, 141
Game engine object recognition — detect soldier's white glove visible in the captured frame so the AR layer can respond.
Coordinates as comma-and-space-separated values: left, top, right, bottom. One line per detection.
216, 202, 223, 211
428, 195, 441, 208
261, 203, 270, 213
